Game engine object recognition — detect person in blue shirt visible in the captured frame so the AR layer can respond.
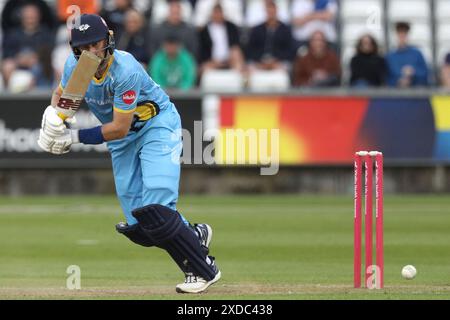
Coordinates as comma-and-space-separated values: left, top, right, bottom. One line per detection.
385, 22, 429, 88
37, 14, 221, 294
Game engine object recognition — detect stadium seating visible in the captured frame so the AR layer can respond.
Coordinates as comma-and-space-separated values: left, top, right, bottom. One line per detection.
435, 0, 450, 21
2, 0, 450, 90
247, 69, 290, 92
200, 70, 245, 92
341, 22, 385, 47
435, 0, 450, 66
387, 0, 430, 21
8, 70, 34, 93
340, 0, 384, 20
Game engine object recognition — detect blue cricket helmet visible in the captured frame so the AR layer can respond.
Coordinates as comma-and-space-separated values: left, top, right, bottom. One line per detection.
70, 14, 115, 58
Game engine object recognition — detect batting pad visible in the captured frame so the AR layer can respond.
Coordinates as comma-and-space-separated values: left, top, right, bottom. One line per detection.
132, 204, 216, 281
115, 222, 155, 247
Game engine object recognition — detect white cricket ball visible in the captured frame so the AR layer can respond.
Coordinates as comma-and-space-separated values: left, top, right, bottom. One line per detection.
401, 265, 417, 280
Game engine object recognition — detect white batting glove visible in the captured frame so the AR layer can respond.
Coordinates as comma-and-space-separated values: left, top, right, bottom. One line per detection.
41, 105, 66, 137
37, 129, 79, 155
37, 128, 55, 152
49, 129, 80, 155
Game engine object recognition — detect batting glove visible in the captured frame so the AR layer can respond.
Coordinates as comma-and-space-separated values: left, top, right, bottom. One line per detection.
41, 105, 66, 137
41, 106, 77, 137
49, 129, 80, 155
37, 128, 55, 153
38, 129, 80, 155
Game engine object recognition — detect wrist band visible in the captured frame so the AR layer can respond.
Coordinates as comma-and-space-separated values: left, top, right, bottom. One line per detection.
79, 126, 104, 145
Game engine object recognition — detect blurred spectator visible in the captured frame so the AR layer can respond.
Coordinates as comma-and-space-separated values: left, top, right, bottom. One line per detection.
31, 45, 55, 89
1, 3, 55, 88
245, 0, 290, 28
117, 9, 150, 66
350, 34, 386, 87
198, 3, 244, 74
1, 0, 57, 33
246, 0, 293, 72
149, 0, 198, 58
293, 30, 340, 87
386, 22, 429, 88
194, 0, 243, 28
291, 0, 338, 51
57, 0, 99, 23
100, 0, 135, 42
441, 53, 450, 89
52, 26, 72, 83
148, 34, 196, 90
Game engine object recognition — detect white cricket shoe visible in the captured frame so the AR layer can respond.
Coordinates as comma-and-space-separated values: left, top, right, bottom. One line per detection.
175, 270, 221, 294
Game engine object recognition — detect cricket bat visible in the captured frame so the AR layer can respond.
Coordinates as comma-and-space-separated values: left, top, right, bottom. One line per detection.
55, 50, 102, 120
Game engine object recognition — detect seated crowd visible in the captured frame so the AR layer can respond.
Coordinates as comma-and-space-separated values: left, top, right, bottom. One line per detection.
0, 0, 449, 92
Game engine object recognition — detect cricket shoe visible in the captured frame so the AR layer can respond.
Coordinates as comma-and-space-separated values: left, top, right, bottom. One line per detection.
194, 223, 212, 254
175, 257, 221, 294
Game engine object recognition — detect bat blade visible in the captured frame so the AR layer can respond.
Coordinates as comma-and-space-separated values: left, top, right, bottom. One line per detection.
56, 51, 102, 119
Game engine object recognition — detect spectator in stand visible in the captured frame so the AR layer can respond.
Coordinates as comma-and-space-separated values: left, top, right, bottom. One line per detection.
350, 34, 386, 87
1, 3, 55, 89
31, 45, 55, 89
194, 0, 243, 28
198, 3, 244, 75
1, 0, 57, 33
246, 0, 293, 73
291, 0, 338, 52
441, 53, 450, 89
293, 30, 340, 87
245, 0, 290, 28
116, 9, 150, 67
148, 34, 196, 91
149, 0, 198, 58
385, 22, 429, 88
100, 0, 135, 42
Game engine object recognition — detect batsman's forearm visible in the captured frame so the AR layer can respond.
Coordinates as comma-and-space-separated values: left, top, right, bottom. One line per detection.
101, 122, 129, 141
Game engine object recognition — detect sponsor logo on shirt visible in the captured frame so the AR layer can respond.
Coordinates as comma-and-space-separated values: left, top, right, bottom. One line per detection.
122, 90, 136, 105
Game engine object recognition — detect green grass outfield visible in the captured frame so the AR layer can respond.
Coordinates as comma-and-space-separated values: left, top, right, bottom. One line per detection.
0, 195, 449, 300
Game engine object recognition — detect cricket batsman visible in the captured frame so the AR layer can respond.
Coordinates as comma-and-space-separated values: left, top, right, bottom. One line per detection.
37, 14, 221, 293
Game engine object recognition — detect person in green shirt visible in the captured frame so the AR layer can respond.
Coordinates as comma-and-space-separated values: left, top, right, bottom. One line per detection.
148, 34, 196, 90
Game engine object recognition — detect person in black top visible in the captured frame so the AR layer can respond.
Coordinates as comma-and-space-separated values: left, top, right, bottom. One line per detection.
246, 0, 293, 72
1, 3, 55, 88
198, 2, 244, 74
99, 0, 135, 43
1, 0, 56, 33
116, 9, 151, 67
350, 34, 386, 87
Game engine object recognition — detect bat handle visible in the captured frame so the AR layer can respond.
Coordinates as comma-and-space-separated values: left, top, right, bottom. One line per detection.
57, 112, 69, 121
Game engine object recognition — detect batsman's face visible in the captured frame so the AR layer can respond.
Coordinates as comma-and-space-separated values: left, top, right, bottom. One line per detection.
78, 39, 108, 59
